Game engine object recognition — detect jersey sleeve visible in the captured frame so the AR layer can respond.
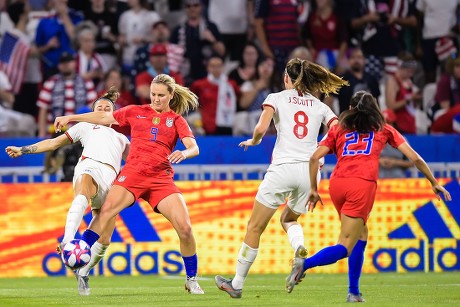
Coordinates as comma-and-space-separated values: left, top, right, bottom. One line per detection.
385, 124, 407, 148
319, 125, 338, 154
322, 104, 338, 128
262, 93, 276, 112
113, 105, 136, 127
65, 122, 85, 143
176, 116, 195, 140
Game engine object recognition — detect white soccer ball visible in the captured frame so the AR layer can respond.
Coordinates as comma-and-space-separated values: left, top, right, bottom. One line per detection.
61, 239, 91, 270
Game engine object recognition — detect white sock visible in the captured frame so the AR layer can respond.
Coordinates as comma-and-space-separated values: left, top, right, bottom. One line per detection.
232, 242, 258, 290
62, 195, 88, 244
78, 241, 109, 276
287, 224, 305, 252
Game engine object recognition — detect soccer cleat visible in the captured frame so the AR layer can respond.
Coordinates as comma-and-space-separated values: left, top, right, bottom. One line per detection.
56, 242, 65, 255
346, 293, 366, 303
214, 275, 242, 299
74, 270, 90, 296
185, 276, 205, 294
295, 245, 308, 259
285, 257, 306, 293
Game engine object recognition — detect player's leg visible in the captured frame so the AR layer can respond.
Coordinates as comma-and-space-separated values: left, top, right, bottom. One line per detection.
215, 200, 277, 298
61, 173, 97, 248
75, 212, 117, 296
286, 215, 363, 293
280, 207, 307, 258
156, 193, 204, 294
79, 210, 115, 276
347, 224, 368, 302
81, 185, 134, 248
304, 214, 363, 270
280, 162, 317, 258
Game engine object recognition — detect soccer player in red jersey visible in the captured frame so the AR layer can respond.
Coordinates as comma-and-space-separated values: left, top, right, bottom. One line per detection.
286, 91, 452, 302
54, 74, 204, 294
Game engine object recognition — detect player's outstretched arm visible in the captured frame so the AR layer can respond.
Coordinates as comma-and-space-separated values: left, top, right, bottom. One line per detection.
398, 142, 452, 201
54, 111, 118, 132
239, 106, 274, 151
5, 134, 71, 158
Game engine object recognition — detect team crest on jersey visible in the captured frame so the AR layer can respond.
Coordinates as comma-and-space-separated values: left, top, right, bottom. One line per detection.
166, 118, 174, 127
152, 117, 160, 125
118, 176, 126, 182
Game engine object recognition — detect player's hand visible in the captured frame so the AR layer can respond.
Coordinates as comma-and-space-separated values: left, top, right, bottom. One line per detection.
168, 150, 187, 164
238, 138, 261, 151
54, 116, 70, 132
432, 184, 452, 202
306, 191, 323, 213
5, 146, 22, 158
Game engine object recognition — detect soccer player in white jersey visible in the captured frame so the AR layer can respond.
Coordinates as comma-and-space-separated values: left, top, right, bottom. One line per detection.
5, 87, 130, 296
215, 58, 349, 298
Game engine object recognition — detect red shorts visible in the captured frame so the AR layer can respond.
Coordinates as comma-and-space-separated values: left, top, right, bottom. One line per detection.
114, 167, 180, 213
329, 177, 377, 223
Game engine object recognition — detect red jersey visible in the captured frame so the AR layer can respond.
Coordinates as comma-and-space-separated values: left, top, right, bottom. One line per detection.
113, 105, 194, 176
320, 124, 406, 181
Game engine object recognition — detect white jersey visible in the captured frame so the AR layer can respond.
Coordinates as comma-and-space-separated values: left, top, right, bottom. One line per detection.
65, 122, 130, 174
263, 89, 337, 165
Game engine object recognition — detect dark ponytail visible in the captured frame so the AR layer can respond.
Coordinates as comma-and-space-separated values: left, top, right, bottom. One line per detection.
339, 91, 385, 133
91, 86, 119, 111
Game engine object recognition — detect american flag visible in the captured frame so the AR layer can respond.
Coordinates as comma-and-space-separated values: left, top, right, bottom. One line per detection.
0, 32, 30, 94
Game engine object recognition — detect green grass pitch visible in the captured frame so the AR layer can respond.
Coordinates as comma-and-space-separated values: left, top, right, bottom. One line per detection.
1, 273, 459, 306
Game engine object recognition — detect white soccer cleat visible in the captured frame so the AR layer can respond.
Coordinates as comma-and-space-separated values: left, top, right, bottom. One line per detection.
185, 276, 204, 294
346, 292, 366, 303
285, 257, 306, 293
74, 270, 90, 296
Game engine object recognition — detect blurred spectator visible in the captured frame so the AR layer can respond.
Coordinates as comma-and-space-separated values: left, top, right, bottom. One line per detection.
430, 55, 460, 121
6, 1, 41, 117
385, 52, 421, 134
348, 0, 417, 81
83, 0, 119, 70
99, 68, 136, 136
228, 42, 261, 86
253, 0, 301, 73
336, 47, 380, 114
74, 21, 108, 88
35, 0, 83, 80
170, 0, 225, 85
153, 0, 187, 30
288, 46, 313, 62
0, 0, 14, 41
135, 44, 184, 104
191, 54, 239, 135
208, 0, 254, 61
102, 68, 137, 109
379, 108, 414, 178
37, 52, 97, 137
234, 57, 278, 136
131, 20, 185, 85
304, 0, 348, 73
0, 70, 36, 137
416, 0, 459, 85
118, 0, 160, 75
431, 104, 460, 134
0, 70, 14, 109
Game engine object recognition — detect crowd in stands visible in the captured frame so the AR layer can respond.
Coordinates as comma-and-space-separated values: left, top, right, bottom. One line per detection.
1, 0, 460, 138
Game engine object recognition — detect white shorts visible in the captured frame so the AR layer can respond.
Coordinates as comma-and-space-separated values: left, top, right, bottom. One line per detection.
255, 162, 321, 215
72, 158, 117, 210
